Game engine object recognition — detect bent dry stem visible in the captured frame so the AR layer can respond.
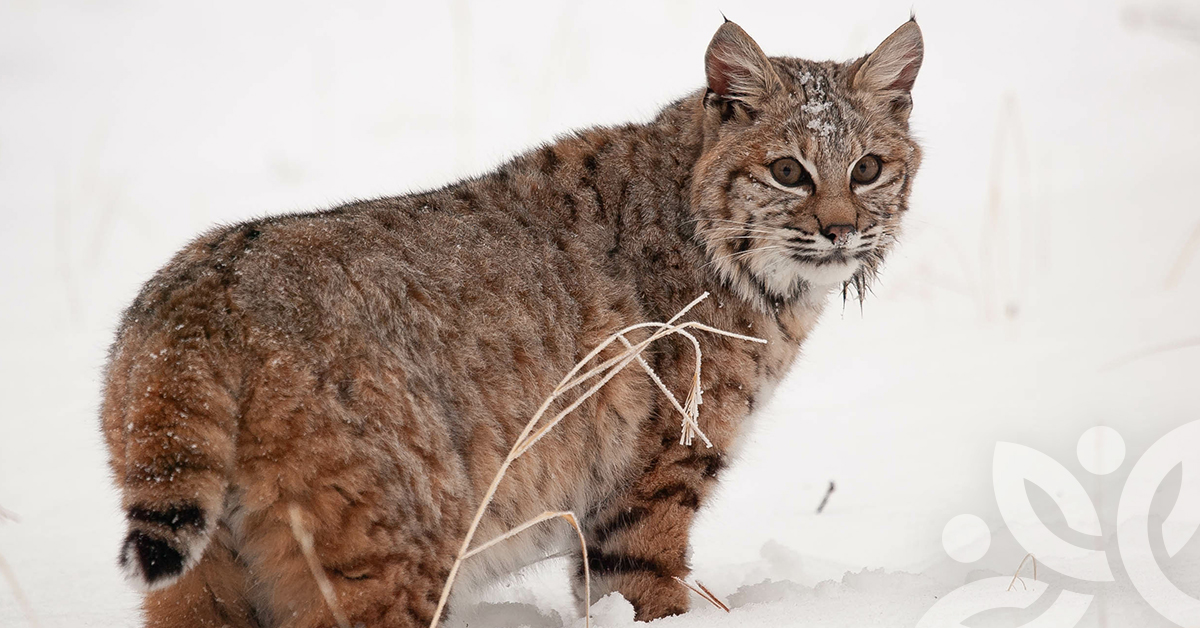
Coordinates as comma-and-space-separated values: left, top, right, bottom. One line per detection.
427, 292, 765, 628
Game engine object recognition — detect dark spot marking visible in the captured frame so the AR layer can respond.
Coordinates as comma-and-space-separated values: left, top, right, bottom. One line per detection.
561, 193, 578, 222
540, 147, 559, 174
405, 604, 433, 625
723, 169, 740, 199
607, 209, 623, 259
122, 530, 185, 584
580, 548, 669, 578
453, 188, 477, 206
650, 482, 701, 508
650, 482, 687, 500
592, 507, 649, 545
680, 452, 726, 479
336, 377, 354, 403
586, 180, 606, 220
128, 504, 205, 533
331, 484, 356, 504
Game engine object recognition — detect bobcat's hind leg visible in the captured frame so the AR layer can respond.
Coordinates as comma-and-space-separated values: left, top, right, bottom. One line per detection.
237, 495, 461, 628
143, 521, 261, 628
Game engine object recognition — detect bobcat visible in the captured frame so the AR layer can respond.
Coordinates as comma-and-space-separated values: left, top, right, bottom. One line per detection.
101, 18, 923, 627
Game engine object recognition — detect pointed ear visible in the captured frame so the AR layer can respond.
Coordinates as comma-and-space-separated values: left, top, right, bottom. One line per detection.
704, 21, 781, 119
853, 19, 924, 94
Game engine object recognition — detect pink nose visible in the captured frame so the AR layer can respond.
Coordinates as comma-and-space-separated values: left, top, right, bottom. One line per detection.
821, 224, 855, 245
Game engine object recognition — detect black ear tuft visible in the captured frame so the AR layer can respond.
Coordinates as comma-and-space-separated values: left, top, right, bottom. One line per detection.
122, 530, 185, 584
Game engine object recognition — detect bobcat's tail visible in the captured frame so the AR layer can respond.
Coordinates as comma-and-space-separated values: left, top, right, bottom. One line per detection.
100, 301, 241, 591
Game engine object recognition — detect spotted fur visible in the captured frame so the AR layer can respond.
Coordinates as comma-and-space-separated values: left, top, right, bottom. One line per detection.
100, 19, 923, 627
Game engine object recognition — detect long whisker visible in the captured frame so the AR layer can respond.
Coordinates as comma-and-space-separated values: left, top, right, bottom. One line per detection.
696, 226, 780, 238
696, 225, 781, 235
729, 245, 784, 259
701, 245, 787, 271
702, 234, 792, 244
688, 217, 778, 232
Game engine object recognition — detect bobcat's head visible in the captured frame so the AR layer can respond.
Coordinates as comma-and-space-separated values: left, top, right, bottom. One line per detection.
691, 19, 923, 306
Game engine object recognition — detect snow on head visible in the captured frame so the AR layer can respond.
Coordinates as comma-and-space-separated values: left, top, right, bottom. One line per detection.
796, 70, 838, 139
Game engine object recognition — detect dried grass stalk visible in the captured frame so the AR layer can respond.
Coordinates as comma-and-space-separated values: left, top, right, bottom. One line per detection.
0, 554, 41, 628
696, 581, 731, 612
288, 504, 352, 628
0, 506, 41, 628
673, 576, 730, 612
1166, 220, 1200, 289
1100, 336, 1200, 372
461, 510, 590, 622
1006, 553, 1038, 591
427, 293, 765, 628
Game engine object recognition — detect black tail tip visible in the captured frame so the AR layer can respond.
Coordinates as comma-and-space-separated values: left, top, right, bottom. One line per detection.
120, 530, 185, 589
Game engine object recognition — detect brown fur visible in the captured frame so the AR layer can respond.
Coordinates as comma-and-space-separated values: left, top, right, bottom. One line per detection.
100, 19, 923, 626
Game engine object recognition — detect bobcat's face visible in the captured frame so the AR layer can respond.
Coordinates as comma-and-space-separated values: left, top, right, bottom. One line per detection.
691, 21, 923, 304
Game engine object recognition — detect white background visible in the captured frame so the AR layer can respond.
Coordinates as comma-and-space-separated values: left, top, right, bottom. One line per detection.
1, 0, 1198, 626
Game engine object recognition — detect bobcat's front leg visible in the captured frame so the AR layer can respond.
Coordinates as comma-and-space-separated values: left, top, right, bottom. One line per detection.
579, 411, 732, 620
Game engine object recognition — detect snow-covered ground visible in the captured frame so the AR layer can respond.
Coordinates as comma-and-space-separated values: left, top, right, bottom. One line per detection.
2, 1, 1199, 626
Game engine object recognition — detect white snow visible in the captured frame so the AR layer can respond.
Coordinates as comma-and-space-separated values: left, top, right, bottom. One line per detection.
3, 1, 1200, 627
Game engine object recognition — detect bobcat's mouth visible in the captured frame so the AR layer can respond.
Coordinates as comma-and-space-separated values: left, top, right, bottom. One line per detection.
708, 225, 886, 298
788, 249, 858, 265
774, 225, 887, 287
778, 236, 873, 287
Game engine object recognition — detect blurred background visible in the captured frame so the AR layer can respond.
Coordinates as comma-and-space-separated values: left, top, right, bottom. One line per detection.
1, 0, 1199, 625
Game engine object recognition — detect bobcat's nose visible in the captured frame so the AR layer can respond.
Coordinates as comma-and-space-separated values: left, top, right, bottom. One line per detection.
821, 224, 855, 246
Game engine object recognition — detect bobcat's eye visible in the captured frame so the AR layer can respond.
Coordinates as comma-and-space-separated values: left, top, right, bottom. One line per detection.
851, 155, 882, 185
770, 158, 811, 188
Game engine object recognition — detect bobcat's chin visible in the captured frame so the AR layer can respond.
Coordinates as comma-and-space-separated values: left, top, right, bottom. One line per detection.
789, 258, 862, 288
749, 251, 862, 298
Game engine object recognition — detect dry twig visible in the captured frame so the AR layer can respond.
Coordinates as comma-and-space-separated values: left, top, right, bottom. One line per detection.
427, 293, 765, 628
816, 480, 836, 514
0, 553, 41, 628
0, 506, 41, 628
1165, 221, 1200, 289
288, 504, 352, 628
1006, 553, 1038, 591
1100, 336, 1200, 372
672, 576, 730, 612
